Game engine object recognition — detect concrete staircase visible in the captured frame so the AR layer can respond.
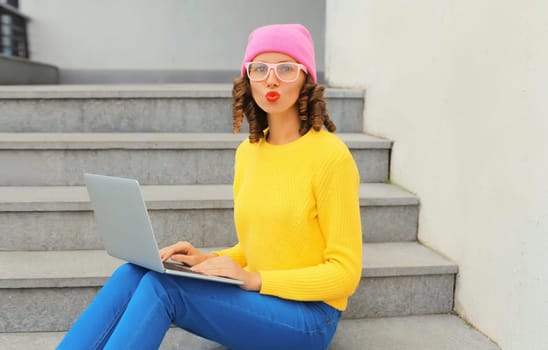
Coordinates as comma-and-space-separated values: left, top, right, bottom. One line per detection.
0, 85, 500, 349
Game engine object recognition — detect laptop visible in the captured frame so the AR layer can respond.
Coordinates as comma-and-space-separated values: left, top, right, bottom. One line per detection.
84, 173, 243, 286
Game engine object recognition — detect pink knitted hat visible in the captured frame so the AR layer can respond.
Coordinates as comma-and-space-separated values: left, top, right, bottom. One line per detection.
241, 24, 317, 83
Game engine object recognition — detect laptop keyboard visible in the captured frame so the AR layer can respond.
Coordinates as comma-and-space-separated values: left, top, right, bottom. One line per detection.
163, 261, 205, 275
163, 260, 244, 285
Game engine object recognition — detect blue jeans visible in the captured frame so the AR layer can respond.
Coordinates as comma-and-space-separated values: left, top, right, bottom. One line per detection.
57, 263, 341, 350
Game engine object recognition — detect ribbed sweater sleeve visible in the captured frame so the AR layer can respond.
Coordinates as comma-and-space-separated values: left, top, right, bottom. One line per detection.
259, 152, 362, 309
213, 242, 247, 267
212, 145, 247, 267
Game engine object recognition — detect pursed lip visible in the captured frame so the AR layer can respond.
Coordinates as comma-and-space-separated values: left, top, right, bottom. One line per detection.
265, 91, 280, 102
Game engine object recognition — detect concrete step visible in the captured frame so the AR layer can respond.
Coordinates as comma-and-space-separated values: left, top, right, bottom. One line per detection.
0, 132, 390, 185
0, 183, 419, 251
0, 314, 500, 350
0, 242, 457, 332
0, 84, 365, 133
331, 314, 500, 350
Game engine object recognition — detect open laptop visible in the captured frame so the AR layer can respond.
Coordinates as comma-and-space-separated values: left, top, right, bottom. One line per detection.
84, 173, 243, 286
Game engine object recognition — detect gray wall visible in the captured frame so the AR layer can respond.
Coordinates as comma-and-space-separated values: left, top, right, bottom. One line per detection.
20, 0, 325, 84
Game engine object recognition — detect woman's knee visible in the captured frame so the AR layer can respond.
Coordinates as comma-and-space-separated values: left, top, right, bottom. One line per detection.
137, 270, 172, 295
133, 271, 178, 316
111, 263, 147, 281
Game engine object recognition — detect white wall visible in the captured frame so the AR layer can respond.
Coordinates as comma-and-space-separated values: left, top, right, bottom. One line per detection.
326, 1, 548, 349
20, 0, 325, 71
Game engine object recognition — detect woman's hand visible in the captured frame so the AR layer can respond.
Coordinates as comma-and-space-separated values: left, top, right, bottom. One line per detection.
192, 255, 262, 291
159, 241, 214, 266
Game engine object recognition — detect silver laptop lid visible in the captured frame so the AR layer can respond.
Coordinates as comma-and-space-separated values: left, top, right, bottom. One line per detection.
84, 173, 165, 273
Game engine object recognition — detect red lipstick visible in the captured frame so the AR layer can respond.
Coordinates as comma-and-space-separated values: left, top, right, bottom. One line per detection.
265, 91, 280, 102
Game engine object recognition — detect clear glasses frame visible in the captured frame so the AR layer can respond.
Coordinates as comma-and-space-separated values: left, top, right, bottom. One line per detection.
244, 61, 308, 82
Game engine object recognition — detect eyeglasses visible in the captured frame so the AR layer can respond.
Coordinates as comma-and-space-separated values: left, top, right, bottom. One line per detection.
245, 62, 308, 82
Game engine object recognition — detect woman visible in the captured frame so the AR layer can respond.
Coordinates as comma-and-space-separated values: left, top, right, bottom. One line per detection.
57, 23, 362, 350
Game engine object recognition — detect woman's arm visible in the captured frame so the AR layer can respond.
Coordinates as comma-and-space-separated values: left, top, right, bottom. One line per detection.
259, 153, 363, 302
159, 241, 216, 266
192, 254, 261, 291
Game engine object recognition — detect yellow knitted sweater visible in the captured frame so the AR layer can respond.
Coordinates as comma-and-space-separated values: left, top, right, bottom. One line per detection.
215, 128, 362, 311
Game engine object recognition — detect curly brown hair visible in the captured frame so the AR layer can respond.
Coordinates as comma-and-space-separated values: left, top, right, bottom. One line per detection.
232, 75, 336, 143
